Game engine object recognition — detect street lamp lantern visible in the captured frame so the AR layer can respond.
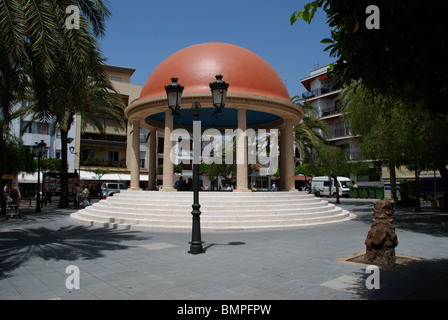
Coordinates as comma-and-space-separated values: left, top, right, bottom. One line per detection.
165, 75, 229, 255
38, 140, 46, 154
32, 143, 39, 157
209, 75, 229, 112
165, 77, 184, 114
32, 140, 47, 213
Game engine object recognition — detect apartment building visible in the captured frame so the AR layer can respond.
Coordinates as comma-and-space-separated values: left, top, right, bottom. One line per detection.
71, 65, 146, 189
300, 66, 382, 187
6, 102, 78, 197
7, 65, 145, 197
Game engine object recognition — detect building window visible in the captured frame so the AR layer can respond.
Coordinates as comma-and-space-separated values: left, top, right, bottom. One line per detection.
357, 169, 381, 182
110, 75, 124, 82
140, 128, 148, 143
21, 121, 50, 135
158, 137, 164, 154
81, 148, 95, 161
108, 151, 120, 162
140, 151, 146, 169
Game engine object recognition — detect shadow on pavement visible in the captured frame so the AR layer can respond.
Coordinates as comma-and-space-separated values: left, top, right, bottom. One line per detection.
0, 225, 150, 280
335, 199, 448, 238
203, 241, 246, 252
352, 258, 448, 300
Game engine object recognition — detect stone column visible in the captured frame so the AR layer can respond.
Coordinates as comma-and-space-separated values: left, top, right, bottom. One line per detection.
130, 119, 141, 190
148, 128, 157, 190
161, 111, 175, 192
280, 118, 297, 192
235, 108, 250, 192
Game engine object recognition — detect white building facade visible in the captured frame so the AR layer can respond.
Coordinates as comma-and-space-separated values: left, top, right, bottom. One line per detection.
300, 66, 382, 187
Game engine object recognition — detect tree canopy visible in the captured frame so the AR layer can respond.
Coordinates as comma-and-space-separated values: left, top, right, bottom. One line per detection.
0, 0, 122, 208
341, 81, 448, 207
291, 0, 448, 115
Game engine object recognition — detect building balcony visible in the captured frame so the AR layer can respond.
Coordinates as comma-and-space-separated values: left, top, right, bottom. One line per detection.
302, 84, 341, 100
330, 127, 351, 139
320, 109, 342, 119
347, 152, 364, 161
81, 132, 127, 147
80, 157, 127, 168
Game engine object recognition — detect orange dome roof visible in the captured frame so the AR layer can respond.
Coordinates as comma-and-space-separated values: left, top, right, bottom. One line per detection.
139, 42, 290, 102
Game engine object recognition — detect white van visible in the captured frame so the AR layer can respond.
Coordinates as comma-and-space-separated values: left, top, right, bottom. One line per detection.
311, 176, 352, 198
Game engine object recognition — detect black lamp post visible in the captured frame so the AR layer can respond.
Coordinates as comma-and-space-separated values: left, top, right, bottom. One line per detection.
166, 75, 229, 254
32, 140, 47, 213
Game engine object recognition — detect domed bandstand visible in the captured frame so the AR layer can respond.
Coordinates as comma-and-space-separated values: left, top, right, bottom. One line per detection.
71, 43, 354, 231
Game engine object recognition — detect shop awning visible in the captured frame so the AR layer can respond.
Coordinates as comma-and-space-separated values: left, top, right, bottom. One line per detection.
18, 172, 43, 184
79, 171, 149, 182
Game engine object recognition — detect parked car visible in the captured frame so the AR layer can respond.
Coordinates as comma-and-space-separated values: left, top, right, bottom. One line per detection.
101, 183, 127, 197
311, 176, 352, 198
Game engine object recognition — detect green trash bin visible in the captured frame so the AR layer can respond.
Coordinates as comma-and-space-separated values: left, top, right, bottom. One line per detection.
375, 186, 384, 199
368, 187, 376, 199
359, 187, 368, 198
350, 188, 359, 198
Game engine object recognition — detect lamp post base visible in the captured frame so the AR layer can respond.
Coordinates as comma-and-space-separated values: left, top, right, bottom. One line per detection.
188, 243, 204, 255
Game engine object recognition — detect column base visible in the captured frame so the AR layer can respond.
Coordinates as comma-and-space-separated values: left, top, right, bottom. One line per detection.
233, 188, 251, 193
160, 187, 177, 192
129, 187, 142, 191
280, 188, 298, 192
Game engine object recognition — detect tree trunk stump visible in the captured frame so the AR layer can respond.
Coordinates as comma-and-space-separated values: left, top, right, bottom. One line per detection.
364, 200, 398, 267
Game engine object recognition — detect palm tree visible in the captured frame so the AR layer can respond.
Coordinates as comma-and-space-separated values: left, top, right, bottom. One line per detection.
0, 0, 116, 208
291, 95, 330, 164
0, 0, 110, 121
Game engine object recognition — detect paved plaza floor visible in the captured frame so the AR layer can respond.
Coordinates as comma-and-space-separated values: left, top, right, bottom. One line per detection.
0, 198, 447, 301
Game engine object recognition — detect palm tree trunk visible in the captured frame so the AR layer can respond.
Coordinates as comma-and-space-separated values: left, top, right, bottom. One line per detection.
58, 129, 70, 208
438, 165, 448, 211
389, 160, 397, 205
0, 176, 5, 216
332, 174, 341, 204
414, 166, 422, 212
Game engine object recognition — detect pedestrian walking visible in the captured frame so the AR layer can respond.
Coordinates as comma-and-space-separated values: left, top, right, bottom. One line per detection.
82, 185, 90, 206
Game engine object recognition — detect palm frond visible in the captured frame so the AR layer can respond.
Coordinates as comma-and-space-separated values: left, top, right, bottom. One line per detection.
292, 95, 330, 162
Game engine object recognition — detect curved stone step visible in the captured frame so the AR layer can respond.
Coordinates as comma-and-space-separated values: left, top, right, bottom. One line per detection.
70, 190, 355, 232
72, 209, 352, 232
84, 203, 337, 216
79, 205, 342, 222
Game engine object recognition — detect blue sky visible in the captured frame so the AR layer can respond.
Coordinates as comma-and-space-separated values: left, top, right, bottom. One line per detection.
98, 0, 335, 97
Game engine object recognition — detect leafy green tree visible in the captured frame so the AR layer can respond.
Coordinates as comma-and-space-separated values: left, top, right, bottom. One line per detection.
157, 164, 183, 175
40, 158, 62, 173
93, 168, 110, 181
200, 162, 236, 190
341, 81, 448, 210
312, 144, 353, 203
0, 122, 35, 215
341, 81, 407, 203
291, 1, 448, 115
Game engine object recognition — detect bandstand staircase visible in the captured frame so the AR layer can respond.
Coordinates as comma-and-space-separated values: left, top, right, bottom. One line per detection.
70, 190, 355, 232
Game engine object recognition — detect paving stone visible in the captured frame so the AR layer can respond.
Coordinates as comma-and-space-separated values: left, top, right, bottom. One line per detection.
1, 200, 447, 301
